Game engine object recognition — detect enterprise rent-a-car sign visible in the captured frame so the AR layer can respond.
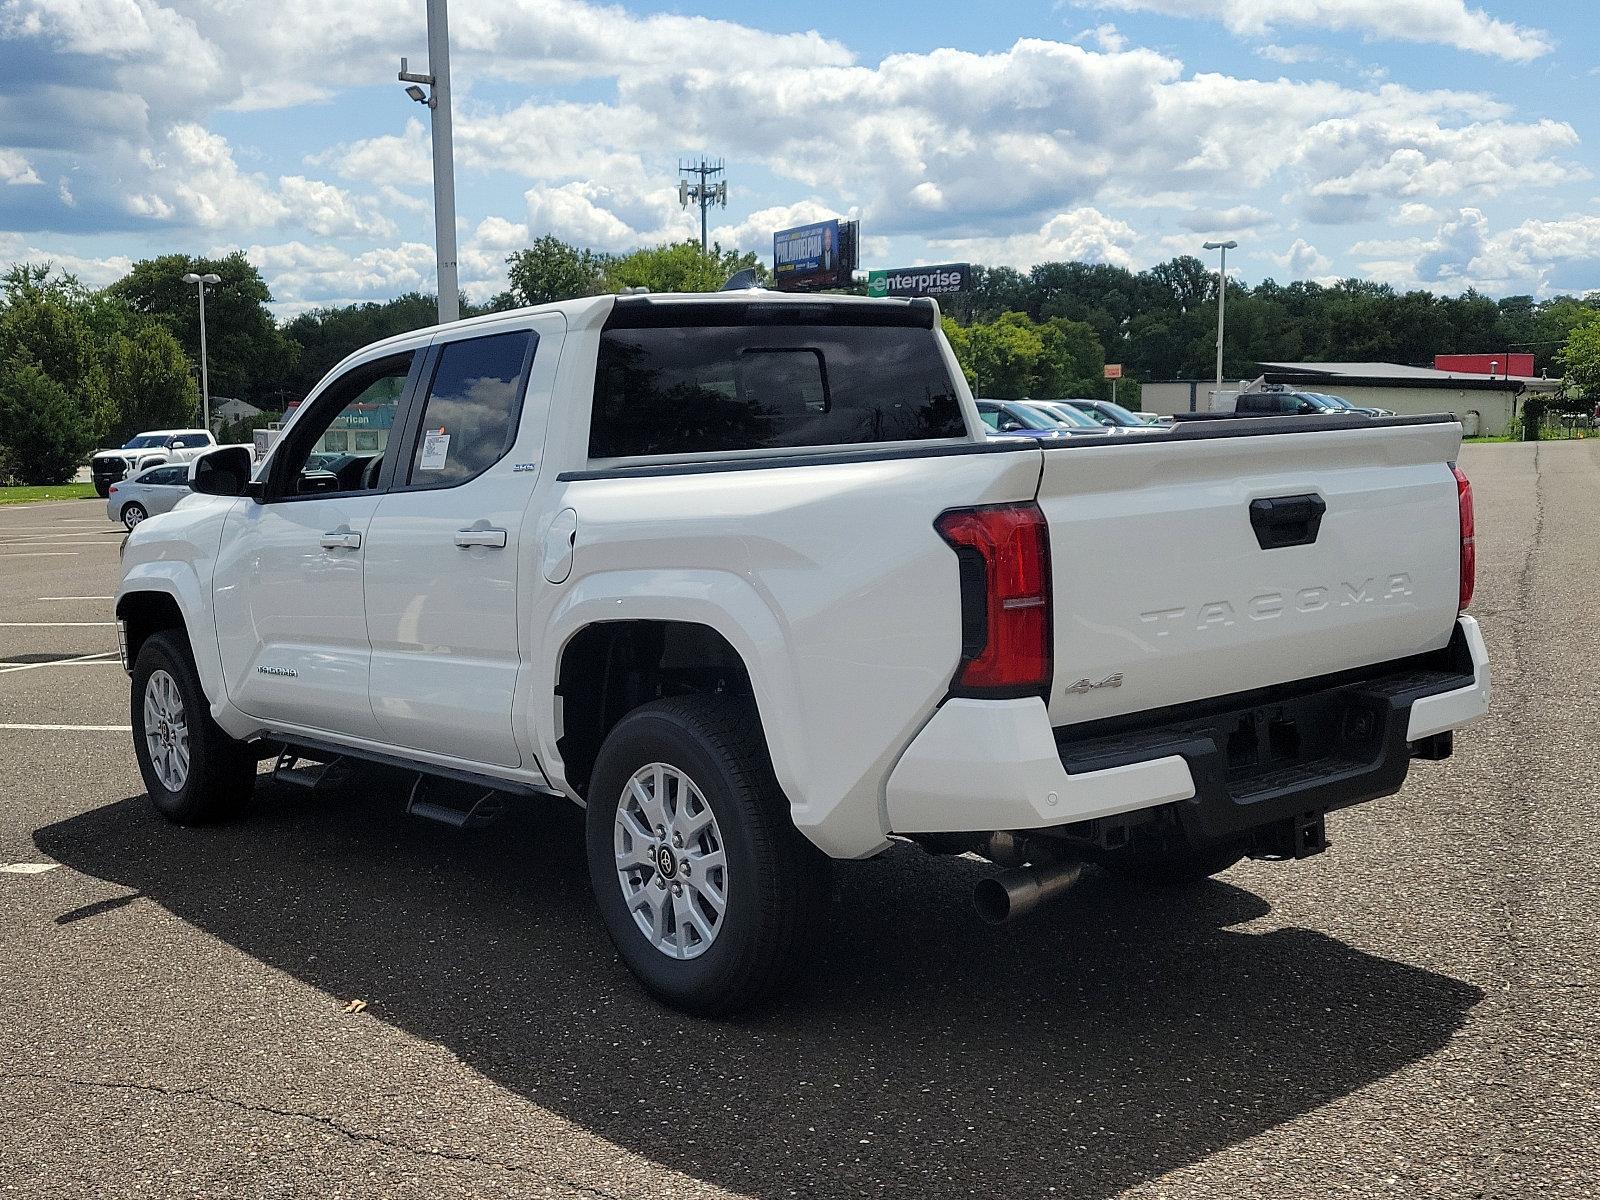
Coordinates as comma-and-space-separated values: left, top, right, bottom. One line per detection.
867, 263, 970, 298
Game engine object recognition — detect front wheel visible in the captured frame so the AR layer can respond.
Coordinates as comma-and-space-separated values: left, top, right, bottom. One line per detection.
94, 482, 110, 499
585, 696, 831, 1017
121, 502, 148, 530
131, 631, 254, 823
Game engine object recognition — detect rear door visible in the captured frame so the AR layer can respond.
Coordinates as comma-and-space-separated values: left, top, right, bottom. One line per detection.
363, 316, 563, 768
1037, 420, 1465, 728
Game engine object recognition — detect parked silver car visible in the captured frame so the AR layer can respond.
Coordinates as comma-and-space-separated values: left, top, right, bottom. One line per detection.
106, 462, 192, 529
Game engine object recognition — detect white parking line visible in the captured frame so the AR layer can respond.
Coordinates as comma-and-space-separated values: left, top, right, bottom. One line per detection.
38, 596, 113, 601
0, 652, 120, 675
0, 862, 60, 874
0, 622, 116, 627
0, 552, 79, 558
0, 723, 131, 732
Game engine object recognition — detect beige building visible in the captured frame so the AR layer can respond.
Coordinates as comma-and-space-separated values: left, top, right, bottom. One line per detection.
1144, 362, 1563, 437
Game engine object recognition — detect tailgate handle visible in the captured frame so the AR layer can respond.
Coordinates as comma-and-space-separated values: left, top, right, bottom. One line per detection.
1249, 494, 1326, 550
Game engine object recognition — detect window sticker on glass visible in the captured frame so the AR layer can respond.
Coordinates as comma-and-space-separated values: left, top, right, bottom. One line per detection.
418, 428, 451, 471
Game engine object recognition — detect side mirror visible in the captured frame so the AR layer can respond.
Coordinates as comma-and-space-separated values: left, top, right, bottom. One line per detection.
191, 445, 253, 497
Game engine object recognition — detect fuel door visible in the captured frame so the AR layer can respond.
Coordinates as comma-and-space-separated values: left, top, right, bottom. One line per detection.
542, 507, 578, 584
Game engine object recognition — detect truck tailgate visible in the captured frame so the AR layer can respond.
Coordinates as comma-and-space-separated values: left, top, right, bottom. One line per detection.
1038, 419, 1465, 728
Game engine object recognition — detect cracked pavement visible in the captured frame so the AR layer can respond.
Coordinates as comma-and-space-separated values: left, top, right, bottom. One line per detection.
0, 442, 1596, 1198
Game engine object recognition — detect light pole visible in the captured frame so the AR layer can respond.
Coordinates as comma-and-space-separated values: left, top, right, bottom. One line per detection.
1203, 240, 1238, 396
181, 271, 222, 431
399, 0, 460, 324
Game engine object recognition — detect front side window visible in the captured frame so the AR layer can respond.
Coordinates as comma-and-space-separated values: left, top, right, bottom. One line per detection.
145, 466, 185, 486
171, 434, 208, 448
406, 330, 535, 486
589, 304, 964, 460
274, 353, 413, 496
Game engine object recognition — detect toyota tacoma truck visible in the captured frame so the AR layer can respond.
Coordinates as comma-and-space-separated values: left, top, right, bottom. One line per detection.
115, 291, 1489, 1015
91, 428, 216, 496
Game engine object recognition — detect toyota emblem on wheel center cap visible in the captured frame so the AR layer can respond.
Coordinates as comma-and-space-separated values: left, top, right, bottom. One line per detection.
655, 844, 679, 879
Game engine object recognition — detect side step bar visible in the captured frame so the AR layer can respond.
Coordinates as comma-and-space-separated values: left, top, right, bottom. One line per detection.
405, 775, 511, 829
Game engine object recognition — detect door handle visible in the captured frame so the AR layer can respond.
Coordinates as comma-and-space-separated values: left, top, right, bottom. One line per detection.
454, 527, 508, 549
320, 530, 362, 550
1248, 494, 1326, 550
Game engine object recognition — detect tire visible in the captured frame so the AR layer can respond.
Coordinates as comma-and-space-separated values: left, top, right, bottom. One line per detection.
1101, 839, 1246, 887
121, 502, 148, 530
94, 482, 110, 499
131, 630, 254, 824
585, 695, 831, 1017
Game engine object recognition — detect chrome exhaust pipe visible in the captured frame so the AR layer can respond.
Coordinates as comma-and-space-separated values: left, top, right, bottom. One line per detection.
973, 860, 1087, 925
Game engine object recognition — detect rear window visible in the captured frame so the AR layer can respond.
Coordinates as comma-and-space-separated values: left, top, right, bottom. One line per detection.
589, 303, 965, 459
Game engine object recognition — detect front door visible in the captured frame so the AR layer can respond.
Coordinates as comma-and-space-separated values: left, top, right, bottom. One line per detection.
364, 319, 560, 768
213, 351, 419, 741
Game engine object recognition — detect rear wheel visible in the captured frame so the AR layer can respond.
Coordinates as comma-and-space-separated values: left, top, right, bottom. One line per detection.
120, 502, 148, 530
94, 482, 110, 499
1101, 839, 1245, 887
131, 631, 254, 824
585, 695, 831, 1017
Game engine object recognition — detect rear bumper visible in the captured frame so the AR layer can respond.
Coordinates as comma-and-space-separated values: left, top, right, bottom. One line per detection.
884, 616, 1489, 839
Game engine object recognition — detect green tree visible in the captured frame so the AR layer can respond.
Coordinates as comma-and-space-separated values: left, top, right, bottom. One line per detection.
602, 241, 765, 293
102, 323, 200, 442
1559, 312, 1600, 400
0, 359, 93, 485
0, 285, 114, 444
503, 236, 609, 306
105, 251, 297, 405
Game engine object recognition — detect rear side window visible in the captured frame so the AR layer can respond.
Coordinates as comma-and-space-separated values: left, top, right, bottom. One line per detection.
407, 330, 536, 485
589, 305, 965, 459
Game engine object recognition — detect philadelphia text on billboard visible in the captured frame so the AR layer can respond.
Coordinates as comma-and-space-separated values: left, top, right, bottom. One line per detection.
867, 263, 970, 298
774, 220, 840, 282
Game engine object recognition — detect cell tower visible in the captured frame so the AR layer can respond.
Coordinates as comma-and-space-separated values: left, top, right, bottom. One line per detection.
679, 157, 727, 254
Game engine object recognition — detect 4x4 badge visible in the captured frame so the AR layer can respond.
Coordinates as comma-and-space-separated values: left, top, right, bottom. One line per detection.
1064, 673, 1123, 696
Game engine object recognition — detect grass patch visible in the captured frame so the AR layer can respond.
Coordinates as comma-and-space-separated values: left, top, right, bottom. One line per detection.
0, 482, 98, 505
1463, 435, 1517, 443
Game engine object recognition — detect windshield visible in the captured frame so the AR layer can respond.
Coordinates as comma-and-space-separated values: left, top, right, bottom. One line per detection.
1038, 403, 1103, 429
1309, 392, 1356, 411
1293, 392, 1343, 412
983, 402, 1058, 430
1091, 401, 1146, 426
122, 434, 166, 449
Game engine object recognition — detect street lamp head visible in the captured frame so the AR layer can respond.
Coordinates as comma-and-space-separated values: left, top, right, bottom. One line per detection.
181, 272, 201, 284
1203, 240, 1239, 251
200, 273, 221, 285
405, 84, 430, 104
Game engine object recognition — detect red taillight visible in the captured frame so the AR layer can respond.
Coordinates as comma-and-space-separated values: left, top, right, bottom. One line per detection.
108, 485, 118, 495
935, 503, 1052, 697
1453, 464, 1475, 612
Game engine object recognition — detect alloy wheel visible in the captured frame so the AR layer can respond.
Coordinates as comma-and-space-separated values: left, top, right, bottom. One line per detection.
142, 668, 190, 792
613, 762, 729, 960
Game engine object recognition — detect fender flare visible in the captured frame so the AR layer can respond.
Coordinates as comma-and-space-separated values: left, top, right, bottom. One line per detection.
116, 565, 228, 722
536, 569, 815, 818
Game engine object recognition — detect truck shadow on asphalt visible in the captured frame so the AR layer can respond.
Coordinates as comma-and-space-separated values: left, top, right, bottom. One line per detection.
38, 774, 1482, 1199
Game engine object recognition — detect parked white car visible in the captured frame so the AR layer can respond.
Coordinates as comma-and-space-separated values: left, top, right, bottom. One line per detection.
116, 290, 1490, 1016
91, 429, 216, 497
106, 462, 193, 529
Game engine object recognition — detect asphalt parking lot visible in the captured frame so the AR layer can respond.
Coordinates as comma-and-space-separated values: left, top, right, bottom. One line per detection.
1, 441, 1596, 1199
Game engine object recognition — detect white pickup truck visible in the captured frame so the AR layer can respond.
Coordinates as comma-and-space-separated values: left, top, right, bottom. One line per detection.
116, 291, 1489, 1015
90, 428, 217, 497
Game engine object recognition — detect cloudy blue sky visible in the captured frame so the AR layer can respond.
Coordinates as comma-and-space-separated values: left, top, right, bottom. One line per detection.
1, 0, 1595, 311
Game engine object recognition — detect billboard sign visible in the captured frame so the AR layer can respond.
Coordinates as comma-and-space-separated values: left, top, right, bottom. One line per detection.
1104, 364, 1123, 380
866, 263, 969, 298
773, 219, 857, 290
